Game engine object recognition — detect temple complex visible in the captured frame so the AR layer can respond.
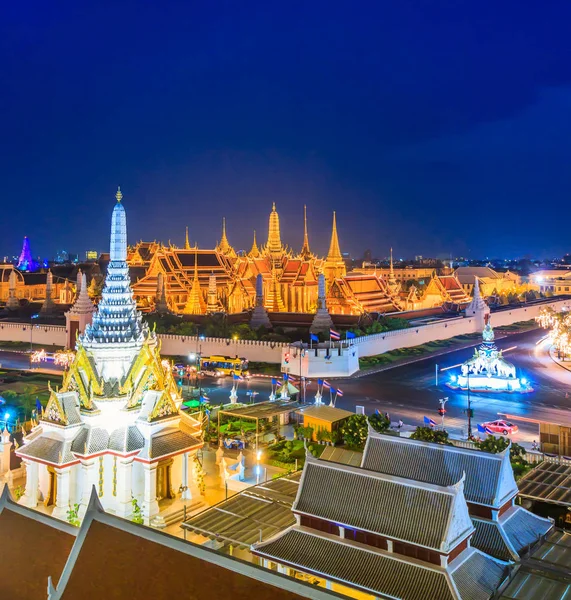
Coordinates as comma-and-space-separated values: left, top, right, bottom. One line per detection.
128, 203, 468, 317
16, 189, 203, 524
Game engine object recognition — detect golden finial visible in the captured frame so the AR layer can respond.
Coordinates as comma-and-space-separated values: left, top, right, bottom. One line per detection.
300, 204, 311, 259
326, 211, 342, 261
185, 226, 191, 250
116, 186, 123, 203
272, 202, 276, 211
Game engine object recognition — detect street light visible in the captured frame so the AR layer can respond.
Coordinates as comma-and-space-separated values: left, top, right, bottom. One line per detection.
256, 450, 262, 485
467, 371, 473, 439
438, 397, 449, 430
29, 314, 40, 368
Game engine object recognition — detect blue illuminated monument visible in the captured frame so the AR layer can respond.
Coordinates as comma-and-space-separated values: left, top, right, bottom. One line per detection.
17, 236, 37, 271
448, 316, 532, 393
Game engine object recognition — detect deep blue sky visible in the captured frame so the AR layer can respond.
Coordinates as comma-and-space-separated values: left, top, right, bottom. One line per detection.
2, 1, 571, 261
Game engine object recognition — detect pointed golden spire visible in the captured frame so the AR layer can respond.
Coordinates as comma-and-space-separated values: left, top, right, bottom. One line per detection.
389, 247, 397, 286
300, 205, 312, 259
185, 226, 191, 250
115, 186, 122, 203
326, 211, 342, 261
267, 203, 283, 255
217, 217, 236, 257
183, 246, 206, 314
249, 230, 261, 258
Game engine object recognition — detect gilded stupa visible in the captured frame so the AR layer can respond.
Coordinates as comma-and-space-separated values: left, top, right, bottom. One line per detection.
18, 188, 203, 524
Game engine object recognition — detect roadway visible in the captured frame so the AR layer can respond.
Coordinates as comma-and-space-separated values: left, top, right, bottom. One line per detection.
2, 328, 571, 446
195, 328, 571, 446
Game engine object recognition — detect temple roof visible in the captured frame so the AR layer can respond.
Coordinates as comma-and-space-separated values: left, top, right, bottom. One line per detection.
295, 454, 473, 552
471, 518, 519, 562
49, 491, 329, 600
253, 527, 507, 600
361, 431, 519, 508
0, 486, 76, 600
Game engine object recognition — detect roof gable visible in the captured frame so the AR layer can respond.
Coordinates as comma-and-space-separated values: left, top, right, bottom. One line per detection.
361, 431, 518, 507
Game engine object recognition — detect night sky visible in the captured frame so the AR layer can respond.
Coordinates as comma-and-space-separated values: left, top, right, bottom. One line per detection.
3, 2, 571, 261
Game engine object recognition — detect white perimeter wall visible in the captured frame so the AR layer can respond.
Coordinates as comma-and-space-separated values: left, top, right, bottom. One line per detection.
0, 299, 566, 364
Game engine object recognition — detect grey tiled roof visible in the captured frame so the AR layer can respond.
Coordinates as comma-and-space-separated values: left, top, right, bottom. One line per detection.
502, 506, 553, 553
147, 430, 201, 459
362, 432, 517, 507
253, 527, 456, 600
471, 518, 518, 562
108, 426, 145, 453
59, 392, 83, 425
295, 457, 471, 551
70, 427, 109, 454
450, 548, 508, 600
17, 436, 76, 465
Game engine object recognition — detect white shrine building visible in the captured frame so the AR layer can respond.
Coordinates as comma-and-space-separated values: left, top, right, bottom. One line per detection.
17, 189, 203, 523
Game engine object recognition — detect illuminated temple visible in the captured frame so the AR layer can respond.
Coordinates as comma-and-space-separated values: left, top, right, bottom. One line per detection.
16, 190, 203, 524
129, 204, 468, 316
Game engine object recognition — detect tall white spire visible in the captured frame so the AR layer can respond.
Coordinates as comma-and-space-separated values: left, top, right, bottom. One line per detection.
81, 189, 148, 362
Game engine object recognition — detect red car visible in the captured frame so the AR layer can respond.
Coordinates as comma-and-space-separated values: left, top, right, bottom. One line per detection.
481, 420, 519, 435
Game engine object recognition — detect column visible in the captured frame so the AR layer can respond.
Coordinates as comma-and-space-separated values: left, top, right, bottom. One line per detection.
21, 459, 39, 508
181, 452, 191, 500
52, 467, 71, 520
141, 463, 159, 524
0, 430, 12, 476
115, 459, 134, 517
78, 460, 97, 517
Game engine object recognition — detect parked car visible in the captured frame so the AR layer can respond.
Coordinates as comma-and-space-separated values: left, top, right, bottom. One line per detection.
481, 420, 519, 435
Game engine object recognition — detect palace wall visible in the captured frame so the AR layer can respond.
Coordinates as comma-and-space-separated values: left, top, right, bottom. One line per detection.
0, 299, 565, 365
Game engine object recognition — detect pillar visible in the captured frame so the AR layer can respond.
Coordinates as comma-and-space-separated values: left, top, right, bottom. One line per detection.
115, 459, 134, 517
142, 463, 159, 524
21, 459, 39, 508
78, 460, 98, 517
181, 452, 191, 500
52, 467, 71, 520
0, 429, 12, 476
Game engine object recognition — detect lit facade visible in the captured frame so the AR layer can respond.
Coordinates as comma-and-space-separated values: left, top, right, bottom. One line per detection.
17, 189, 203, 524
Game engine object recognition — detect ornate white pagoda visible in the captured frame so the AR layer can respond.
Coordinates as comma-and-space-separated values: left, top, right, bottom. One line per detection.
17, 189, 203, 523
449, 315, 531, 393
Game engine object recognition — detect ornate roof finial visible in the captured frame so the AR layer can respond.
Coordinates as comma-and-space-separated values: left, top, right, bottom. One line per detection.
185, 226, 191, 250
217, 217, 235, 257
300, 205, 312, 260
116, 186, 123, 203
389, 247, 396, 286
249, 230, 261, 258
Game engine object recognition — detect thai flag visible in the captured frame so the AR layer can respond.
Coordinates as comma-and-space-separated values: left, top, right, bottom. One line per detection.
322, 380, 331, 389
233, 374, 244, 381
330, 329, 341, 340
485, 426, 494, 435
424, 416, 436, 426
336, 389, 344, 397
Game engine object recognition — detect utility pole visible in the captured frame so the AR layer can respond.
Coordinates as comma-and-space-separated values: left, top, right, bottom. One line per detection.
435, 363, 438, 387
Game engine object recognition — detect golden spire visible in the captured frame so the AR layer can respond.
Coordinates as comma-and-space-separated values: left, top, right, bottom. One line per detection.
389, 247, 397, 286
115, 186, 122, 203
267, 203, 283, 255
217, 217, 236, 257
300, 205, 311, 259
249, 230, 261, 258
185, 226, 191, 250
326, 211, 342, 261
183, 246, 206, 314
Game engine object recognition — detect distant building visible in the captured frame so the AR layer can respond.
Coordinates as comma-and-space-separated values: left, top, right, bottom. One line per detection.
529, 269, 571, 295
85, 250, 98, 261
455, 266, 520, 297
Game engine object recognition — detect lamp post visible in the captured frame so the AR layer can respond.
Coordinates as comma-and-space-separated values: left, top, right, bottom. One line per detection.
438, 397, 449, 430
467, 371, 473, 439
233, 334, 238, 358
256, 450, 262, 485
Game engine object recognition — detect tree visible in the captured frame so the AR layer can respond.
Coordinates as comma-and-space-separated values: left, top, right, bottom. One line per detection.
474, 435, 530, 479
66, 503, 81, 527
341, 414, 369, 450
368, 412, 389, 434
410, 426, 451, 445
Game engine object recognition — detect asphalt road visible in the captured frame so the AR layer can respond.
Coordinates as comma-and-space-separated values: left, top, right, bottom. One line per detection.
2, 328, 571, 446
194, 328, 571, 446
